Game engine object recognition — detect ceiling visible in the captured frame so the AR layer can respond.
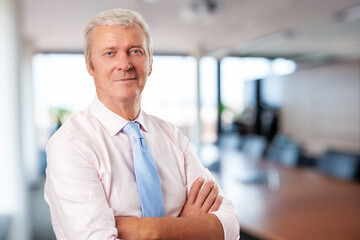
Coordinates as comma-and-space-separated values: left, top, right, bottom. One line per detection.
20, 0, 360, 63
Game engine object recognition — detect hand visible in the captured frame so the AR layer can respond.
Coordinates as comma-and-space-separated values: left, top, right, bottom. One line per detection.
180, 177, 223, 217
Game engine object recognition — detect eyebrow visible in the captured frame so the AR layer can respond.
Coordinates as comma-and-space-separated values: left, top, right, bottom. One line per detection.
128, 45, 145, 50
100, 45, 145, 52
100, 46, 117, 52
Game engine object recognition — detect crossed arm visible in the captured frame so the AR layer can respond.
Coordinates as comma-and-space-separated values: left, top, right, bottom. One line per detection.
115, 177, 225, 240
46, 136, 239, 239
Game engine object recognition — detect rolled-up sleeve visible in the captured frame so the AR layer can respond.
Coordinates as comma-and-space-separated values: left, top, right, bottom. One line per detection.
203, 170, 240, 240
175, 128, 240, 240
45, 137, 119, 240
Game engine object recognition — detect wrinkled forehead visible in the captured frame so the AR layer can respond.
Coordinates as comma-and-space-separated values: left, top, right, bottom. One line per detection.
92, 24, 148, 49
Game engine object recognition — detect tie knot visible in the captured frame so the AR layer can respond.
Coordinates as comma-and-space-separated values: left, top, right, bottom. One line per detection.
123, 121, 142, 139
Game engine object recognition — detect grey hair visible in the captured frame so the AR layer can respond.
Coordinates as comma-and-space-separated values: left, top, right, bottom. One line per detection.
84, 9, 153, 69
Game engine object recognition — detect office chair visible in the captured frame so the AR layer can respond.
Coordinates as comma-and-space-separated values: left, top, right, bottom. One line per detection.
265, 135, 301, 167
241, 135, 267, 159
267, 143, 301, 167
317, 150, 360, 181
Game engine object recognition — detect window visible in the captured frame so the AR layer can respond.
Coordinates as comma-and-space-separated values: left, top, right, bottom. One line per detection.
142, 55, 198, 141
220, 57, 295, 128
33, 54, 198, 151
33, 53, 95, 150
200, 56, 218, 143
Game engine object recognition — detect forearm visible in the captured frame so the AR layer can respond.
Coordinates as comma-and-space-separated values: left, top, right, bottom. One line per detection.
154, 214, 223, 240
116, 214, 224, 240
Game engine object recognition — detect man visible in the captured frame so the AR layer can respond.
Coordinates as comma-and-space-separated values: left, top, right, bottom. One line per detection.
45, 8, 239, 240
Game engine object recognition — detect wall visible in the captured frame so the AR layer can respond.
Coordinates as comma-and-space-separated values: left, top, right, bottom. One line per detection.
0, 0, 31, 239
280, 60, 360, 156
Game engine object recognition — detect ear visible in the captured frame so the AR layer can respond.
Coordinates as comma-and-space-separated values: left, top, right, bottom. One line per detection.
85, 56, 94, 76
148, 57, 153, 76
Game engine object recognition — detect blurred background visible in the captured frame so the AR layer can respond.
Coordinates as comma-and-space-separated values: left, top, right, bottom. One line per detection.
0, 0, 359, 239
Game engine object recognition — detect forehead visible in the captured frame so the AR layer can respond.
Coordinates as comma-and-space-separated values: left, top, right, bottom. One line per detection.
91, 24, 147, 48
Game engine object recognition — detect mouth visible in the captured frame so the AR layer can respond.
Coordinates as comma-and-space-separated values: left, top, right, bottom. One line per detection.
114, 77, 137, 82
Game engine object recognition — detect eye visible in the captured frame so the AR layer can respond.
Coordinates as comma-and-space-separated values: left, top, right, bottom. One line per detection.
131, 49, 142, 55
105, 52, 113, 56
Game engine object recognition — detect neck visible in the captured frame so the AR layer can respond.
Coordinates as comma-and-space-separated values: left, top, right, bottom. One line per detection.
98, 96, 141, 121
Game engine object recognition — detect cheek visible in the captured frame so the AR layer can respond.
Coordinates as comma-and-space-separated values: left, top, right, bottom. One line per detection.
93, 64, 114, 78
141, 63, 151, 77
146, 66, 152, 76
93, 56, 113, 70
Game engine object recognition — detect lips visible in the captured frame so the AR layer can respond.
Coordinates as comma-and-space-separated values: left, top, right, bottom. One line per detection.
114, 77, 136, 82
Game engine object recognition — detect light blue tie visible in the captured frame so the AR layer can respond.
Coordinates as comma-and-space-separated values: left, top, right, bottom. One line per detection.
123, 121, 164, 217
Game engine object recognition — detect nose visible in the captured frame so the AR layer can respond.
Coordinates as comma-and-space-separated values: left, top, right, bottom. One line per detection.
115, 53, 132, 71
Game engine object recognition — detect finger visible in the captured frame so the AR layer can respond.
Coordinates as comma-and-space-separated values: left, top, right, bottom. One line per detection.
187, 177, 205, 204
194, 180, 214, 207
201, 185, 219, 212
209, 195, 223, 212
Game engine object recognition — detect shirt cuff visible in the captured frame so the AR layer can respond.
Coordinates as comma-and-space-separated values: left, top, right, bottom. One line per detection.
211, 210, 240, 240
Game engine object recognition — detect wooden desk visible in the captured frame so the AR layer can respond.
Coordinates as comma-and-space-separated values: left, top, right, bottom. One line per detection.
219, 150, 360, 240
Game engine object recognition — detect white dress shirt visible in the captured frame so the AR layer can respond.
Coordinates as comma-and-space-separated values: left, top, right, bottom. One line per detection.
45, 96, 240, 240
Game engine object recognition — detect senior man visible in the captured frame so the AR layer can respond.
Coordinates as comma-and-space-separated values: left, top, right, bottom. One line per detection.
45, 8, 239, 240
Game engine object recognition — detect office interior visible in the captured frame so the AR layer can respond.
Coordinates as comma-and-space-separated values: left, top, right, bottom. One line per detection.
0, 0, 360, 239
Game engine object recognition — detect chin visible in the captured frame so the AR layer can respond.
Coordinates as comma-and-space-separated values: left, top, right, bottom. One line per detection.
116, 94, 140, 102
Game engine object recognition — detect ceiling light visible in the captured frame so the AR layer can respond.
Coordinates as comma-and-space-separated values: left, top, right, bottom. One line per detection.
179, 0, 225, 24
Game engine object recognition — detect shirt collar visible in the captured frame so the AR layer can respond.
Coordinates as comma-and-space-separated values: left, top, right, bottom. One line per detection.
90, 96, 148, 137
